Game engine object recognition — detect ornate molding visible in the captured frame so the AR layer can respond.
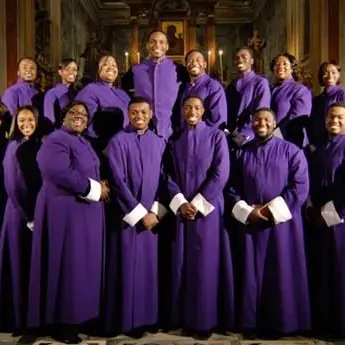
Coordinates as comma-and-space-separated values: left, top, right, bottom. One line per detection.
78, 0, 100, 22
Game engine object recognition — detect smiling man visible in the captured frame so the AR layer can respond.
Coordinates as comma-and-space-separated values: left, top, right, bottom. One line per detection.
228, 107, 310, 336
226, 47, 271, 147
122, 31, 187, 140
179, 49, 227, 130
2, 57, 42, 117
104, 96, 167, 337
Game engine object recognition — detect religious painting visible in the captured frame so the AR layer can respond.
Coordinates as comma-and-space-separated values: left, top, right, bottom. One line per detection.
161, 20, 185, 57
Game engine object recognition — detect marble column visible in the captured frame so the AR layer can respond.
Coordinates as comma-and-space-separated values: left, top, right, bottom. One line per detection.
206, 15, 216, 75
188, 15, 197, 52
339, 0, 345, 87
286, 0, 301, 58
50, 0, 61, 71
6, 0, 17, 86
328, 0, 339, 62
0, 0, 7, 92
17, 0, 35, 58
130, 17, 139, 65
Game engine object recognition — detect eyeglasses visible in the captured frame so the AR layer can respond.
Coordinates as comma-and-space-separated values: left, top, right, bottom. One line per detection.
67, 110, 88, 117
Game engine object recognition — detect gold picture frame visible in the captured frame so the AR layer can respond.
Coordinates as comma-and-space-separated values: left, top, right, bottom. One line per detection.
161, 20, 187, 59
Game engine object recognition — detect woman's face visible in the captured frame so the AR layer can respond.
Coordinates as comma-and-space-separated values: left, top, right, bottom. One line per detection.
273, 56, 293, 81
322, 64, 340, 87
59, 62, 78, 85
63, 104, 89, 134
17, 109, 36, 138
98, 56, 118, 83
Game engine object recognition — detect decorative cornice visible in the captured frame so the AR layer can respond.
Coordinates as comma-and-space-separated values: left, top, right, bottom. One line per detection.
78, 0, 100, 22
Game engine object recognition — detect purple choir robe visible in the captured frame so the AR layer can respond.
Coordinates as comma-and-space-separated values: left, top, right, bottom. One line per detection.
180, 74, 227, 129
43, 83, 76, 127
308, 134, 345, 335
165, 122, 234, 332
271, 78, 312, 148
104, 126, 166, 333
228, 136, 310, 334
76, 81, 130, 137
226, 71, 270, 142
0, 139, 41, 331
309, 85, 345, 146
2, 80, 40, 116
124, 57, 186, 139
27, 127, 104, 327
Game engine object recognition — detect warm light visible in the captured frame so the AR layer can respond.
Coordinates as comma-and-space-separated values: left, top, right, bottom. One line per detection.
218, 50, 223, 55
125, 52, 129, 56
208, 50, 211, 55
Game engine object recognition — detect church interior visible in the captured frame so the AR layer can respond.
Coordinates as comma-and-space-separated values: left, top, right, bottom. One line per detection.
0, 0, 343, 94
0, 1, 344, 345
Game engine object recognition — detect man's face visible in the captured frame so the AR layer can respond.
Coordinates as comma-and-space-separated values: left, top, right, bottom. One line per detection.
147, 32, 169, 60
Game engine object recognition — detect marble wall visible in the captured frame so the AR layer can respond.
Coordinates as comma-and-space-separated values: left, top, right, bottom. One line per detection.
254, 0, 287, 83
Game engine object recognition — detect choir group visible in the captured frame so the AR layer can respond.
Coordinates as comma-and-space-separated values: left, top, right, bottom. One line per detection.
0, 30, 344, 344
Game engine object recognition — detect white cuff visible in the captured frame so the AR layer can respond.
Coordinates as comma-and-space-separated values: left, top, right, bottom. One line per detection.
191, 193, 215, 217
321, 201, 344, 227
150, 201, 168, 219
169, 193, 188, 215
80, 178, 102, 202
232, 200, 254, 224
26, 221, 34, 232
122, 203, 148, 227
267, 196, 292, 224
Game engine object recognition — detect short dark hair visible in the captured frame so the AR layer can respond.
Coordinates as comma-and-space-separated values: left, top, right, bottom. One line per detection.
318, 61, 341, 86
234, 46, 254, 59
182, 95, 204, 106
185, 49, 205, 63
327, 102, 345, 113
128, 96, 152, 110
8, 105, 39, 140
16, 57, 36, 70
253, 107, 276, 119
58, 58, 78, 70
61, 100, 91, 123
147, 30, 168, 42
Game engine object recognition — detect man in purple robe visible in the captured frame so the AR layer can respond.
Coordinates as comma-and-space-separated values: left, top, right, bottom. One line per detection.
164, 96, 234, 339
228, 107, 310, 336
2, 58, 42, 117
104, 96, 167, 337
122, 31, 187, 139
307, 103, 345, 337
226, 47, 270, 147
180, 49, 227, 129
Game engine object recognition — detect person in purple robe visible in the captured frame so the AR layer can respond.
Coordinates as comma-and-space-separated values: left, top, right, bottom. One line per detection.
27, 100, 110, 344
228, 107, 310, 336
76, 55, 130, 137
270, 53, 312, 148
0, 106, 41, 339
226, 47, 270, 147
43, 58, 79, 129
164, 96, 234, 339
122, 31, 188, 139
104, 96, 167, 337
180, 49, 227, 129
2, 57, 42, 117
306, 102, 345, 337
309, 61, 345, 147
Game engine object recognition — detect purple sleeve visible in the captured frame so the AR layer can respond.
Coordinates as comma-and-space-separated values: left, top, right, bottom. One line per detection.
164, 143, 183, 200
205, 83, 227, 128
290, 87, 312, 119
254, 78, 271, 110
43, 90, 56, 124
105, 138, 140, 214
195, 131, 230, 201
75, 86, 99, 119
38, 137, 90, 195
2, 88, 18, 116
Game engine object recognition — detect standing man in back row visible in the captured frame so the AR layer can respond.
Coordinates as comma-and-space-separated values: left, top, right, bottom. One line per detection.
122, 31, 187, 140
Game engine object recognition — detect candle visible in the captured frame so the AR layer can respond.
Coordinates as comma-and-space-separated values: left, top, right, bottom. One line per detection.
207, 50, 211, 74
125, 51, 129, 71
218, 50, 223, 83
137, 52, 140, 64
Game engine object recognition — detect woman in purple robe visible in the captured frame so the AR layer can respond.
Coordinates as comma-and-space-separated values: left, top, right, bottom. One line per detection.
226, 47, 271, 147
180, 49, 227, 130
27, 101, 110, 344
270, 53, 312, 148
43, 58, 79, 129
306, 103, 345, 337
228, 108, 310, 336
309, 61, 345, 147
76, 55, 130, 138
0, 106, 41, 336
164, 96, 234, 339
104, 97, 167, 337
2, 57, 42, 117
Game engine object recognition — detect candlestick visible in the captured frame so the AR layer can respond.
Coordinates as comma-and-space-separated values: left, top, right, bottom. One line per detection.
218, 49, 223, 83
125, 51, 129, 71
207, 50, 211, 74
137, 52, 140, 64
